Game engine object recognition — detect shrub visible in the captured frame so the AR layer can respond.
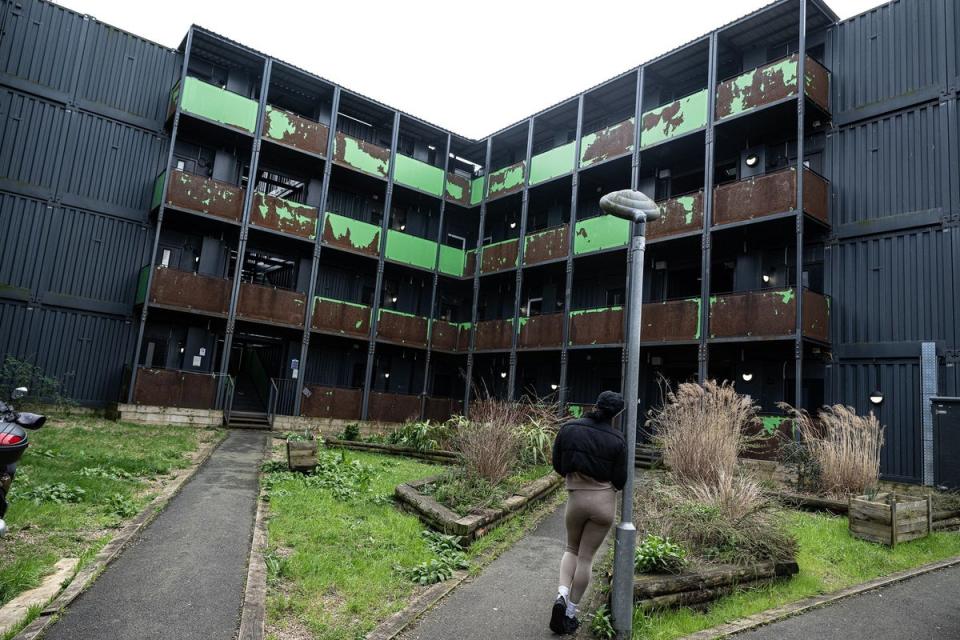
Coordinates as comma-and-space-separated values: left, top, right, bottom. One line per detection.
0, 355, 74, 408
454, 396, 523, 484
634, 534, 687, 574
589, 604, 615, 639
401, 530, 469, 585
647, 380, 758, 488
782, 403, 883, 497
517, 420, 554, 466
386, 420, 447, 451
686, 469, 765, 522
424, 471, 507, 516
339, 423, 360, 441
18, 483, 86, 504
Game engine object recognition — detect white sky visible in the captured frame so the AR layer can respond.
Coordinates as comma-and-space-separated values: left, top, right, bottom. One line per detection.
58, 0, 879, 138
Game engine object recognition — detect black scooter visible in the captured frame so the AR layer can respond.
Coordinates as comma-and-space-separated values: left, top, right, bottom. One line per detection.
0, 387, 46, 536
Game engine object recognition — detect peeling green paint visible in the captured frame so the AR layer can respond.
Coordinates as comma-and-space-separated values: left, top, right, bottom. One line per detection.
579, 118, 635, 168
439, 244, 466, 277
573, 215, 630, 255
640, 88, 707, 148
385, 229, 438, 271
151, 171, 165, 210
760, 415, 790, 435
394, 154, 445, 197
135, 265, 150, 305
529, 141, 575, 185
323, 212, 380, 253
255, 195, 318, 239
716, 56, 799, 119
336, 134, 390, 178
685, 296, 703, 340
568, 306, 623, 317
487, 163, 525, 198
776, 289, 795, 304
567, 404, 584, 418
676, 195, 697, 225
445, 178, 464, 201
264, 105, 296, 140
470, 176, 485, 206
179, 76, 258, 133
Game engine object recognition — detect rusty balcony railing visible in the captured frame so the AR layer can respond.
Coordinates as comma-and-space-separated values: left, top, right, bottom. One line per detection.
430, 320, 472, 352
446, 174, 485, 207
144, 265, 230, 316
376, 309, 429, 348
262, 105, 329, 157
321, 212, 381, 258
523, 224, 569, 266
568, 307, 624, 346
300, 385, 362, 420
486, 161, 525, 200
251, 193, 319, 240
709, 288, 830, 342
716, 54, 830, 121
368, 391, 422, 423
579, 117, 635, 169
311, 297, 371, 338
477, 238, 520, 273
237, 282, 307, 327
474, 318, 514, 351
333, 131, 391, 180
641, 298, 703, 342
132, 367, 223, 409
424, 396, 464, 422
161, 169, 244, 223
517, 313, 564, 349
712, 166, 829, 227
648, 191, 704, 241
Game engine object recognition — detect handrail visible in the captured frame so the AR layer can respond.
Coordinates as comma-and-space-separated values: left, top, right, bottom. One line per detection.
267, 378, 278, 428
223, 375, 236, 426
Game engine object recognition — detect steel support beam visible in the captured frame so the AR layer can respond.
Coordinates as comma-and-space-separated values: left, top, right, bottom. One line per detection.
508, 119, 536, 401
795, 0, 808, 410
698, 33, 719, 382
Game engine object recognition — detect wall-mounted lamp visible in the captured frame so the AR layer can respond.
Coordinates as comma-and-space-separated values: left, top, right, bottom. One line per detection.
384, 372, 391, 379
500, 371, 508, 379
509, 222, 517, 229
179, 347, 185, 354
741, 372, 753, 382
390, 296, 398, 303
869, 390, 884, 405
550, 383, 559, 391
762, 273, 771, 284
399, 224, 406, 231
745, 154, 760, 168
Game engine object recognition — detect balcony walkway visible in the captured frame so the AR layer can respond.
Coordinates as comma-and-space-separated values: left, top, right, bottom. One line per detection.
42, 430, 265, 640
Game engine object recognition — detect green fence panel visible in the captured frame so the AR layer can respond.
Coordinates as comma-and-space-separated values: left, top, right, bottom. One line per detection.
529, 141, 575, 185
640, 88, 708, 148
179, 76, 258, 133
394, 154, 445, 197
573, 215, 630, 254
385, 230, 439, 270
438, 244, 466, 277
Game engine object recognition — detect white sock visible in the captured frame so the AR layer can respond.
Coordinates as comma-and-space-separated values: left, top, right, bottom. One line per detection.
557, 585, 569, 600
565, 600, 578, 618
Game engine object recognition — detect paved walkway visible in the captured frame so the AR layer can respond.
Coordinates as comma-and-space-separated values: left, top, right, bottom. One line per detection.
44, 430, 266, 640
735, 564, 960, 639
401, 501, 610, 640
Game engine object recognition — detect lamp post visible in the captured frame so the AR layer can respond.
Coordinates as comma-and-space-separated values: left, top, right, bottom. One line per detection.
599, 190, 660, 639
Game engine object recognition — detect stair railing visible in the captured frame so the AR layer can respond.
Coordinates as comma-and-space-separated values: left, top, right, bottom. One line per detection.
223, 375, 236, 426
267, 378, 279, 428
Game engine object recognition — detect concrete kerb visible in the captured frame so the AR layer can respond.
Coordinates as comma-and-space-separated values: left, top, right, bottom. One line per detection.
10, 432, 226, 640
237, 436, 272, 640
678, 554, 960, 640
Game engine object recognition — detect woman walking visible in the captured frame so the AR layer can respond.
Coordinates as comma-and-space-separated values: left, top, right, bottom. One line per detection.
549, 390, 628, 635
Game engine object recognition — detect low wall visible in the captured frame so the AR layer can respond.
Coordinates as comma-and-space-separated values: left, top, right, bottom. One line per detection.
271, 415, 399, 437
116, 403, 223, 428
739, 458, 799, 487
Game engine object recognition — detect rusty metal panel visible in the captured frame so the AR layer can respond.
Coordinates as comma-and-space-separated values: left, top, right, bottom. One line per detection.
803, 289, 830, 343
743, 416, 794, 461
709, 290, 798, 338
568, 307, 623, 346
149, 266, 230, 316
480, 238, 519, 273
301, 385, 362, 420
237, 283, 306, 327
648, 191, 703, 241
487, 161, 525, 199
311, 297, 370, 338
445, 172, 472, 207
640, 89, 707, 148
474, 319, 513, 351
523, 225, 569, 266
133, 368, 217, 409
431, 320, 471, 352
579, 118, 635, 168
262, 105, 329, 156
804, 57, 830, 113
376, 309, 429, 347
368, 392, 421, 423
465, 250, 477, 276
424, 397, 463, 422
333, 131, 390, 179
517, 313, 563, 349
165, 169, 243, 222
640, 299, 701, 342
251, 193, 318, 240
802, 170, 829, 226
716, 54, 800, 120
713, 167, 797, 226
321, 212, 381, 257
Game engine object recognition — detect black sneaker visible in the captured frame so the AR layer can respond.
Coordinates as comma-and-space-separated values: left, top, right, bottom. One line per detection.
549, 595, 567, 634
562, 615, 581, 635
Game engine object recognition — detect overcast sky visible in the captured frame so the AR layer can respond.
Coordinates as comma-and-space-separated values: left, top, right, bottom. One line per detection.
58, 0, 879, 138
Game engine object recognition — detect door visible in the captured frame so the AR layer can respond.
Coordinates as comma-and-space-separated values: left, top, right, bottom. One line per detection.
934, 399, 960, 490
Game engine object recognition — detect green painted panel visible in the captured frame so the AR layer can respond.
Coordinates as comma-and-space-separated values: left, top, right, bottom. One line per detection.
135, 265, 150, 305
394, 154, 445, 197
324, 212, 381, 250
470, 176, 485, 206
640, 88, 708, 148
151, 171, 165, 210
179, 76, 258, 133
487, 163, 525, 197
717, 57, 798, 119
573, 215, 630, 255
335, 134, 391, 178
255, 195, 318, 239
529, 142, 575, 185
385, 229, 438, 270
445, 178, 464, 201
568, 306, 623, 317
438, 244, 466, 277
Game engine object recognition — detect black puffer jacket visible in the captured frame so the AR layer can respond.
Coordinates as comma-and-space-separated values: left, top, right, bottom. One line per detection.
551, 416, 627, 490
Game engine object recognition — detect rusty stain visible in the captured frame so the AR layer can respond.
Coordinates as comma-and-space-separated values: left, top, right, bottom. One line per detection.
517, 313, 563, 349
640, 299, 700, 342
368, 392, 421, 423
423, 397, 464, 422
376, 309, 429, 347
133, 368, 218, 409
709, 290, 800, 338
252, 193, 319, 240
312, 297, 370, 338
262, 105, 329, 156
333, 131, 391, 179
649, 191, 704, 241
804, 57, 831, 113
568, 307, 623, 346
445, 172, 472, 207
166, 170, 243, 222
149, 266, 230, 316
803, 289, 830, 342
580, 118, 635, 168
713, 167, 828, 227
300, 385, 362, 419
474, 319, 513, 351
480, 238, 520, 273
322, 213, 381, 257
431, 320, 471, 352
487, 161, 525, 199
523, 225, 569, 266
237, 283, 306, 327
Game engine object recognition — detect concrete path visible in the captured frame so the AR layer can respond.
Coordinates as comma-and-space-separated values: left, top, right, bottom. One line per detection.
734, 564, 960, 640
43, 430, 266, 640
401, 502, 610, 640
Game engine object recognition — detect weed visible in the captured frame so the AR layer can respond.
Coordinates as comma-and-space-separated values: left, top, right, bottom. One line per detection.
285, 430, 315, 443
589, 604, 615, 639
105, 493, 139, 518
635, 534, 687, 574
77, 466, 137, 481
340, 423, 361, 441
17, 482, 85, 504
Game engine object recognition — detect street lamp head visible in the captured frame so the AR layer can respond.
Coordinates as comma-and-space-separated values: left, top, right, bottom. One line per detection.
599, 189, 660, 224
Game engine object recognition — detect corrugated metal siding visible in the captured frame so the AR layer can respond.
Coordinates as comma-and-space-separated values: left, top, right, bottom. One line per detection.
831, 100, 948, 225
827, 228, 957, 345
829, 359, 922, 482
0, 0, 84, 95
0, 193, 52, 292
0, 89, 68, 193
832, 0, 947, 115
0, 300, 135, 404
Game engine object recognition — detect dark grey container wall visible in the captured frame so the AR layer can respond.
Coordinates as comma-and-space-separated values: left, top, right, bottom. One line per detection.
0, 90, 67, 195
0, 0, 84, 96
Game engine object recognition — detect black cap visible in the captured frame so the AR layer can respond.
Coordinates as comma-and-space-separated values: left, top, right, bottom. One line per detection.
595, 390, 624, 416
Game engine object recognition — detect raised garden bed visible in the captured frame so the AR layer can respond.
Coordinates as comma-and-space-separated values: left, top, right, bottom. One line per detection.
632, 560, 799, 611
395, 472, 562, 544
323, 438, 458, 464
849, 493, 932, 546
771, 491, 960, 531
286, 439, 318, 471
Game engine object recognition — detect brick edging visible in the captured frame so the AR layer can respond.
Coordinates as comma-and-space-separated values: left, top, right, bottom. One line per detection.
679, 555, 960, 639
11, 433, 226, 640
237, 436, 272, 640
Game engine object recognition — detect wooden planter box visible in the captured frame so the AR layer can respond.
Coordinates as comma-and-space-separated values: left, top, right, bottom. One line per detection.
849, 492, 933, 547
323, 438, 458, 464
286, 440, 318, 471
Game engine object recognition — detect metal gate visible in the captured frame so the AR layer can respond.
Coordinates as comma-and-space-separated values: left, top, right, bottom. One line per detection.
933, 398, 960, 490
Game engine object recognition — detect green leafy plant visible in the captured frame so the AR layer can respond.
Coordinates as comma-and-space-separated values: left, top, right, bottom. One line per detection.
401, 531, 469, 585
340, 423, 361, 441
590, 604, 615, 639
286, 429, 315, 442
105, 493, 139, 517
18, 483, 86, 504
403, 558, 455, 585
78, 466, 136, 481
0, 355, 74, 408
518, 420, 554, 465
634, 534, 688, 574
264, 548, 288, 585
386, 421, 447, 452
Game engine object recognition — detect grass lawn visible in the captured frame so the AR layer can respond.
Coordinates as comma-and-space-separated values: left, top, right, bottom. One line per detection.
0, 416, 217, 619
632, 510, 960, 638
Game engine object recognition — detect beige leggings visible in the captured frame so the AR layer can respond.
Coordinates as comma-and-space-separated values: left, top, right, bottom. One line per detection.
558, 488, 616, 603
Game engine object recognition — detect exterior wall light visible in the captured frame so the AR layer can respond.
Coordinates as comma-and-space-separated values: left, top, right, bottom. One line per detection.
500, 371, 508, 379
509, 222, 517, 229
384, 372, 390, 379
745, 154, 759, 167
550, 383, 559, 391
762, 273, 771, 283
399, 224, 406, 231
741, 372, 753, 382
390, 296, 398, 303
869, 390, 884, 405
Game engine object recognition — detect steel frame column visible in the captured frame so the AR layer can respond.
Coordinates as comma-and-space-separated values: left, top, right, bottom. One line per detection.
215, 59, 273, 401
360, 111, 402, 420
463, 138, 493, 416
292, 86, 341, 416
621, 67, 645, 400
126, 29, 194, 403
795, 0, 808, 409
420, 133, 454, 418
698, 33, 719, 383
507, 119, 535, 401
558, 96, 585, 407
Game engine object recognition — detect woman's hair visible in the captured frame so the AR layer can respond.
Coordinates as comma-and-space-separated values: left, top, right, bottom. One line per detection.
586, 406, 616, 422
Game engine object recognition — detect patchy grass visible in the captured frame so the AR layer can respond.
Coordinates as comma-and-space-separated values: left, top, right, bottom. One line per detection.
421, 463, 553, 517
0, 417, 215, 616
631, 511, 960, 639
